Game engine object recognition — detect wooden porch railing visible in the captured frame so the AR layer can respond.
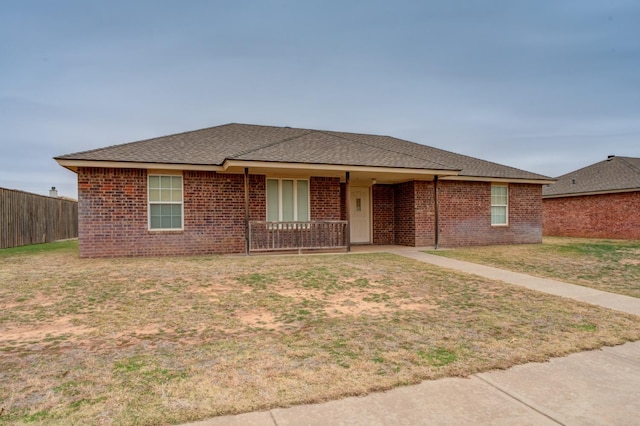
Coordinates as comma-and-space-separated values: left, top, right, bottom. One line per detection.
249, 220, 348, 253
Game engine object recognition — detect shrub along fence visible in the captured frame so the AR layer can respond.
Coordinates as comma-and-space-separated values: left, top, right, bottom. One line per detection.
0, 187, 78, 249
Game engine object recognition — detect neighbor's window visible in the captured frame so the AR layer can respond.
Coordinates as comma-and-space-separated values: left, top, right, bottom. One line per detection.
491, 185, 508, 226
148, 175, 183, 230
266, 179, 309, 221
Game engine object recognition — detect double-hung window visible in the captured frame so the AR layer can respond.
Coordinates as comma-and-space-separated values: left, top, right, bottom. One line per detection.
148, 175, 183, 230
266, 178, 309, 222
491, 185, 508, 226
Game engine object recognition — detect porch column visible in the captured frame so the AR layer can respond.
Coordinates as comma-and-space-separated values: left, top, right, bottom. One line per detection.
345, 171, 351, 252
244, 167, 249, 255
434, 175, 440, 249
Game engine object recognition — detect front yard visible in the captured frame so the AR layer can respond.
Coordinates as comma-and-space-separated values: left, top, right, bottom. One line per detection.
2, 240, 640, 425
427, 237, 640, 298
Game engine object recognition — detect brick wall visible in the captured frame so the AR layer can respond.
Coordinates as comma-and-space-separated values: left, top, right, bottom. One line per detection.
78, 168, 248, 257
78, 167, 146, 257
375, 181, 436, 247
372, 185, 394, 244
414, 180, 436, 246
78, 167, 544, 256
437, 181, 542, 247
543, 191, 640, 239
77, 170, 346, 257
249, 174, 266, 221
188, 171, 246, 255
393, 181, 416, 246
310, 176, 341, 220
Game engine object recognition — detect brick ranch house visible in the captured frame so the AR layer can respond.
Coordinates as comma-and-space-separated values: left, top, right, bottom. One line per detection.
55, 123, 553, 257
543, 155, 640, 239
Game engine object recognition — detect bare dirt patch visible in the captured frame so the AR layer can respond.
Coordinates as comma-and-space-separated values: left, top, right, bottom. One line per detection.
237, 309, 280, 329
2, 317, 93, 342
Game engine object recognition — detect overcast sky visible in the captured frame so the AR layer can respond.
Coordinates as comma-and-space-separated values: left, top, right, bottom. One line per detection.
2, 1, 639, 198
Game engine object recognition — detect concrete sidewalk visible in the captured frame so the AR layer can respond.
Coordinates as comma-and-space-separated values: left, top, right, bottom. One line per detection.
185, 342, 640, 425
183, 248, 640, 425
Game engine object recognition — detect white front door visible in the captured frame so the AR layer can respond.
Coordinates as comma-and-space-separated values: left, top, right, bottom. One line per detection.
350, 187, 370, 243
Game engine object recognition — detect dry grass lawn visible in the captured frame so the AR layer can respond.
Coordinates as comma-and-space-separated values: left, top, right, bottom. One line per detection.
427, 237, 640, 298
2, 240, 640, 425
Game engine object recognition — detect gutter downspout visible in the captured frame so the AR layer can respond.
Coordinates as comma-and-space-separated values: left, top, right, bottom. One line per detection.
434, 175, 440, 250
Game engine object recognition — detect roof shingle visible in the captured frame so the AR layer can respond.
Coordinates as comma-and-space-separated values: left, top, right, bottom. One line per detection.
56, 123, 550, 180
543, 156, 640, 197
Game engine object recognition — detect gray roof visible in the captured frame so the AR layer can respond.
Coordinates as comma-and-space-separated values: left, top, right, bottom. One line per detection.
543, 156, 640, 197
56, 123, 550, 180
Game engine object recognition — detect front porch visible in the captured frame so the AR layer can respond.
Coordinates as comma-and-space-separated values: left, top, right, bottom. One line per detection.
247, 218, 438, 255
242, 172, 441, 254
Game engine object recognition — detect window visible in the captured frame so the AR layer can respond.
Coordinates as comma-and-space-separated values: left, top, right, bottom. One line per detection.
148, 175, 183, 230
491, 185, 508, 226
266, 179, 309, 221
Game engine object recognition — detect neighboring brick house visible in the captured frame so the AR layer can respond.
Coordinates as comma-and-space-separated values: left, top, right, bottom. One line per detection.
55, 123, 552, 257
543, 155, 640, 239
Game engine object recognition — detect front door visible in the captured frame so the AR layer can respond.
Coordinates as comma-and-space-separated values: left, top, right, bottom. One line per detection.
350, 187, 370, 243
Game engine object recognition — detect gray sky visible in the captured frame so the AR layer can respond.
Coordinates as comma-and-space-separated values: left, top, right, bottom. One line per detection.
2, 0, 639, 198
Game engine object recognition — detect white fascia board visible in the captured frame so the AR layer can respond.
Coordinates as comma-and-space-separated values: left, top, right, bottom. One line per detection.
55, 159, 224, 172
543, 187, 640, 199
222, 160, 460, 177
55, 158, 463, 178
440, 175, 556, 185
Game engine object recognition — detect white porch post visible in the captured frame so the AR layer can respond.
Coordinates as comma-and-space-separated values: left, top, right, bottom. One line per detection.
244, 167, 249, 255
345, 171, 351, 252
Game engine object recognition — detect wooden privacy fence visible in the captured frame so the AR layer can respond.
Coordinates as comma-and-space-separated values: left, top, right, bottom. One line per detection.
0, 188, 78, 249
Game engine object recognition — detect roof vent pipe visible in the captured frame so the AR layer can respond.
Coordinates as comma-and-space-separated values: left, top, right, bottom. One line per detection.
607, 155, 615, 160
49, 186, 58, 197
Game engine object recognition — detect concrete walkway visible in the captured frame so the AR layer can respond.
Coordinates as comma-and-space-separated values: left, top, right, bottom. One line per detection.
392, 248, 640, 317
183, 248, 640, 426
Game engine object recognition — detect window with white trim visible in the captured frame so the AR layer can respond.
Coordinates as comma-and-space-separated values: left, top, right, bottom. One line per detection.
491, 185, 508, 226
266, 178, 309, 221
148, 175, 183, 230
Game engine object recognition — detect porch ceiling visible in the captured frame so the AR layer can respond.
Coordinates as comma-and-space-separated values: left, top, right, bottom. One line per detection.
346, 170, 437, 185
224, 161, 452, 185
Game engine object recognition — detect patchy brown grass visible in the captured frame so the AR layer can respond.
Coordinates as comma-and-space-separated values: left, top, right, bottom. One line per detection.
2, 240, 640, 425
427, 237, 640, 298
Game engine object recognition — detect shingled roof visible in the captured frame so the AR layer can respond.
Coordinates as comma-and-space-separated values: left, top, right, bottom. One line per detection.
543, 156, 640, 197
56, 123, 550, 181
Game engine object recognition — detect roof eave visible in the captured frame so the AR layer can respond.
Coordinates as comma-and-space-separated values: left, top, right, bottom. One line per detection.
441, 175, 556, 185
54, 158, 225, 173
55, 158, 559, 185
543, 187, 640, 198
55, 158, 462, 177
222, 160, 460, 176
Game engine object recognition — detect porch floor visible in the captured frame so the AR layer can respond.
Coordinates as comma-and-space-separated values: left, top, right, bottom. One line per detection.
244, 244, 438, 256
349, 244, 436, 254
